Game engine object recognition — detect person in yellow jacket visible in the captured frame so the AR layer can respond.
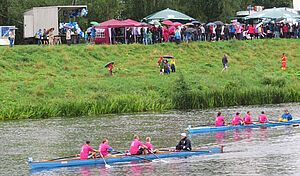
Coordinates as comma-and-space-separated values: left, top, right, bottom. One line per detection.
170, 57, 176, 73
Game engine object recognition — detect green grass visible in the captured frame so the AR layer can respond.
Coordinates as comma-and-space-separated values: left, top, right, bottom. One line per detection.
0, 39, 299, 120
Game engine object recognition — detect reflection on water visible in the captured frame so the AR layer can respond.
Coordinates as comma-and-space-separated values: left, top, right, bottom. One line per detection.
0, 103, 299, 176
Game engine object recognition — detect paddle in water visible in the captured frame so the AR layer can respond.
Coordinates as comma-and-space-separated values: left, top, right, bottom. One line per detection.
99, 152, 111, 168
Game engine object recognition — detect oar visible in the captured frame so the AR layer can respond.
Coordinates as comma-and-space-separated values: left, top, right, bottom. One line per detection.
99, 151, 111, 168
48, 154, 79, 161
147, 149, 168, 163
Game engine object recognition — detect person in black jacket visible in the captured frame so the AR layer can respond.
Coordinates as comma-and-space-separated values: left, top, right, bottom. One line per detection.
176, 133, 192, 151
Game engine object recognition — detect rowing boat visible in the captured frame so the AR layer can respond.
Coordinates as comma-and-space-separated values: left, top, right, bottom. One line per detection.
187, 120, 300, 134
27, 146, 223, 169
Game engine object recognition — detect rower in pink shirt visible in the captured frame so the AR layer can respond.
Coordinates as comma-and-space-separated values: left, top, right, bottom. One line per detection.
80, 141, 98, 159
258, 111, 269, 123
98, 139, 114, 157
215, 112, 226, 126
130, 135, 145, 155
243, 111, 253, 125
232, 112, 243, 126
144, 137, 159, 154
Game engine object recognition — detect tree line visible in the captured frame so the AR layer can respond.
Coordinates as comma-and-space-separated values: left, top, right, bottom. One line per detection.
0, 0, 292, 43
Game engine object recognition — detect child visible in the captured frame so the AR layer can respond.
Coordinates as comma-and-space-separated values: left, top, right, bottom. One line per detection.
170, 57, 176, 73
165, 60, 171, 75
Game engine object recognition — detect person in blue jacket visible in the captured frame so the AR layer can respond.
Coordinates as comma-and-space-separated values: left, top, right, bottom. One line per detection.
279, 110, 292, 122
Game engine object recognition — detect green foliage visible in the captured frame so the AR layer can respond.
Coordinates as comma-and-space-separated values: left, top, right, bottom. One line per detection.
0, 39, 299, 120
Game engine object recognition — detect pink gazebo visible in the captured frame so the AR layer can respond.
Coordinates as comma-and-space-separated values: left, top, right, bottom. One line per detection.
122, 19, 141, 27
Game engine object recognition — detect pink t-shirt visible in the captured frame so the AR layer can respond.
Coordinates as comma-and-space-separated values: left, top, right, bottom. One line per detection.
243, 115, 252, 125
80, 145, 94, 159
232, 115, 242, 125
258, 114, 268, 123
145, 142, 154, 150
98, 143, 111, 157
215, 116, 225, 126
130, 139, 143, 154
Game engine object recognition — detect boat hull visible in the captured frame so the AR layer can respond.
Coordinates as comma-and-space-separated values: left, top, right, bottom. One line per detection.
187, 120, 300, 134
28, 146, 223, 169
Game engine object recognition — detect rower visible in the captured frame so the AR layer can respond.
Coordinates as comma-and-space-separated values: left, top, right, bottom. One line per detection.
232, 112, 243, 126
98, 139, 114, 157
258, 111, 269, 123
130, 135, 146, 155
80, 141, 98, 159
243, 111, 253, 125
279, 110, 292, 122
215, 112, 226, 126
145, 137, 159, 154
176, 133, 192, 151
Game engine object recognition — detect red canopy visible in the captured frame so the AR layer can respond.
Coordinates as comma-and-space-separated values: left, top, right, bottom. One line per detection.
97, 19, 133, 28
122, 19, 141, 27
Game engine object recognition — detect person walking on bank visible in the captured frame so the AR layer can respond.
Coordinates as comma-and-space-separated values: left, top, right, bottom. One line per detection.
8, 28, 15, 48
221, 54, 228, 73
281, 53, 286, 70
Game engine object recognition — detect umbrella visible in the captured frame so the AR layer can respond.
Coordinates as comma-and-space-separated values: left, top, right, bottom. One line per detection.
90, 21, 100, 26
173, 23, 182, 27
214, 21, 224, 25
163, 55, 173, 58
201, 23, 206, 25
207, 22, 216, 26
186, 28, 196, 33
86, 27, 92, 33
162, 20, 174, 25
232, 22, 240, 25
141, 22, 148, 26
192, 21, 201, 25
185, 23, 194, 26
245, 7, 300, 19
105, 61, 114, 68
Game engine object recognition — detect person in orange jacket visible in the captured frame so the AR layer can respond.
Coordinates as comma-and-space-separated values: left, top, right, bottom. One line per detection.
281, 53, 286, 70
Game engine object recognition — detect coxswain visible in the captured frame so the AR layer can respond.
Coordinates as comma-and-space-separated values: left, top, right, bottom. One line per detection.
279, 110, 292, 122
215, 112, 226, 126
232, 112, 243, 126
176, 133, 192, 151
80, 141, 98, 159
144, 137, 159, 154
243, 111, 253, 125
130, 135, 146, 155
258, 111, 269, 123
98, 139, 114, 157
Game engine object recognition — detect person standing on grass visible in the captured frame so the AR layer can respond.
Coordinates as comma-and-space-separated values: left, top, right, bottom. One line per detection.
66, 29, 71, 46
221, 54, 228, 73
49, 28, 55, 46
281, 53, 286, 70
42, 29, 48, 46
165, 60, 171, 75
159, 58, 165, 75
8, 28, 15, 48
35, 29, 42, 46
170, 57, 176, 73
109, 64, 114, 76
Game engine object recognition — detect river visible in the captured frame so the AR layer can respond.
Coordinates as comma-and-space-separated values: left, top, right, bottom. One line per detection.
0, 102, 299, 176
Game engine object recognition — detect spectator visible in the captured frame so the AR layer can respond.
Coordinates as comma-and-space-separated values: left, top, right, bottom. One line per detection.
48, 28, 55, 46
66, 29, 71, 46
174, 26, 181, 44
165, 60, 171, 75
283, 24, 288, 38
35, 29, 42, 46
170, 57, 176, 73
42, 29, 48, 46
248, 25, 254, 40
90, 26, 96, 44
84, 31, 89, 44
8, 28, 15, 48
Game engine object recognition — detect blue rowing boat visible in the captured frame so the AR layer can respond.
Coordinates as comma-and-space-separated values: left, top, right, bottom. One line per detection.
27, 146, 223, 169
187, 120, 300, 134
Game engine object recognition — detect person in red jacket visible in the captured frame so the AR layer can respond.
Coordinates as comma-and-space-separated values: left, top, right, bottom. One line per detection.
281, 53, 286, 70
282, 24, 288, 38
248, 25, 254, 40
109, 64, 114, 75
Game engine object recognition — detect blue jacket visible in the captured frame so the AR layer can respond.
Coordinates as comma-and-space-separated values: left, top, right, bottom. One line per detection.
282, 113, 292, 121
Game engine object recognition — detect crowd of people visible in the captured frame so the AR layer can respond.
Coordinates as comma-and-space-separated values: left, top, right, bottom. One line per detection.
215, 110, 293, 127
79, 134, 192, 160
158, 56, 176, 75
121, 22, 300, 45
35, 28, 55, 46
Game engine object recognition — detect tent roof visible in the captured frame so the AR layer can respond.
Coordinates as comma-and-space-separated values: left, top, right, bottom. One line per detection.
97, 19, 133, 28
143, 8, 195, 22
122, 19, 141, 27
245, 8, 300, 19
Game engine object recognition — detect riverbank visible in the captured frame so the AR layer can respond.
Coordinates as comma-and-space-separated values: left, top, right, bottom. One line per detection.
0, 39, 299, 120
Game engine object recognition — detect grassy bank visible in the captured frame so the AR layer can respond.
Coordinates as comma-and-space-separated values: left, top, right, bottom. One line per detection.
0, 39, 299, 120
